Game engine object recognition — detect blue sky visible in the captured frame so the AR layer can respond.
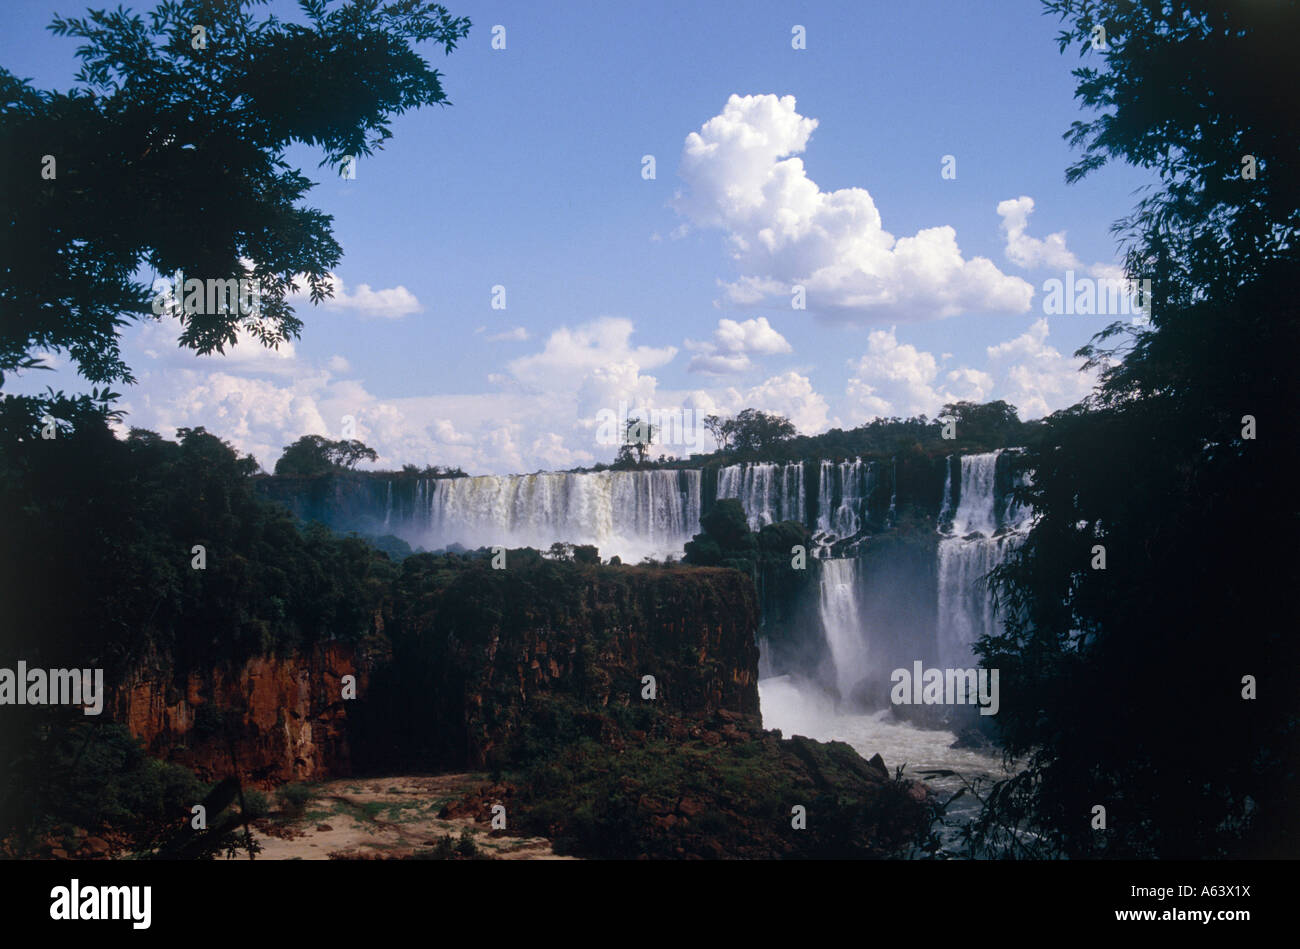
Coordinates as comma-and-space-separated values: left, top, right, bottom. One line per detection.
2, 0, 1157, 474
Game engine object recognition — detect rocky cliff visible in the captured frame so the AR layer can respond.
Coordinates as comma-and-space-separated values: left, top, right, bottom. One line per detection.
108, 557, 761, 782
112, 638, 388, 786
352, 556, 762, 771
102, 555, 931, 859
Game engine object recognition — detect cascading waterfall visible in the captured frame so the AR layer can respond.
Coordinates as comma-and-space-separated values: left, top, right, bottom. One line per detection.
716, 462, 805, 529
765, 448, 1029, 852
815, 459, 873, 543
818, 557, 870, 703
936, 450, 1030, 667
816, 461, 835, 537
377, 469, 702, 563
950, 451, 999, 537
937, 455, 954, 528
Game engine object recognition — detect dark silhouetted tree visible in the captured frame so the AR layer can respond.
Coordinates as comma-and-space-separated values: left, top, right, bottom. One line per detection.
972, 0, 1300, 859
0, 0, 470, 432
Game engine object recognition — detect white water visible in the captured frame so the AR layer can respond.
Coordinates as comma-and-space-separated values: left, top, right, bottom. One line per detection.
886, 458, 897, 527
937, 455, 954, 527
759, 675, 1010, 851
815, 459, 873, 541
949, 451, 999, 537
388, 469, 702, 563
936, 534, 1022, 667
936, 451, 1030, 667
716, 462, 804, 530
818, 558, 870, 702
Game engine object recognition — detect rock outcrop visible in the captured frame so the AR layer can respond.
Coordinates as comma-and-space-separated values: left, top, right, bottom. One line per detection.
113, 638, 388, 786
355, 559, 762, 771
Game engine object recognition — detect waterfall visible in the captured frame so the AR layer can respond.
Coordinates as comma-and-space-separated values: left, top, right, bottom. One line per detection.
374, 468, 701, 562
936, 451, 1029, 667
937, 456, 953, 528
716, 462, 805, 529
816, 461, 835, 536
948, 450, 998, 537
886, 458, 897, 527
818, 558, 870, 702
815, 459, 872, 542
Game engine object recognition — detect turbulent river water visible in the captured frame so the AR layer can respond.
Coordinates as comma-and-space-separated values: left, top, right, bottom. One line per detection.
759, 675, 1015, 856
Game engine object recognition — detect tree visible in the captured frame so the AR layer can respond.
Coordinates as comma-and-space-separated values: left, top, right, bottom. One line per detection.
274, 434, 378, 477
330, 439, 379, 469
0, 0, 470, 429
703, 414, 732, 452
626, 415, 654, 462
973, 0, 1300, 859
727, 408, 796, 454
684, 499, 755, 567
938, 400, 1021, 446
615, 415, 655, 466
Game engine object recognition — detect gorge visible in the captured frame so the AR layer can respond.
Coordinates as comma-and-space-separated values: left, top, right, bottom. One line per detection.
0, 419, 1031, 859
260, 448, 1030, 713
254, 449, 1033, 842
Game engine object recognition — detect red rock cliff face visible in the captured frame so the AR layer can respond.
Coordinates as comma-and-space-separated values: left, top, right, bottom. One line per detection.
113, 638, 387, 787
111, 565, 765, 782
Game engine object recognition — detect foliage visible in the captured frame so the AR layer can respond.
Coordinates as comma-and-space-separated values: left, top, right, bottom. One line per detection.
0, 0, 469, 422
0, 719, 208, 854
972, 0, 1300, 859
0, 418, 396, 677
614, 401, 1037, 472
276, 782, 320, 818
613, 414, 656, 467
274, 434, 379, 476
684, 499, 755, 567
702, 408, 796, 457
411, 830, 486, 860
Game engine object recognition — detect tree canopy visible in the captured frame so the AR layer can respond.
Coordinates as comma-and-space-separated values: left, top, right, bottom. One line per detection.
274, 434, 379, 476
716, 408, 797, 455
0, 0, 470, 427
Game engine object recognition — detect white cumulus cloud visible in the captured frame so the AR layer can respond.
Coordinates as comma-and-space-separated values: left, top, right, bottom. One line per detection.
685, 316, 792, 374
291, 273, 422, 320
846, 328, 991, 419
985, 317, 1097, 417
996, 196, 1082, 271
844, 320, 1095, 422
674, 94, 1034, 323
